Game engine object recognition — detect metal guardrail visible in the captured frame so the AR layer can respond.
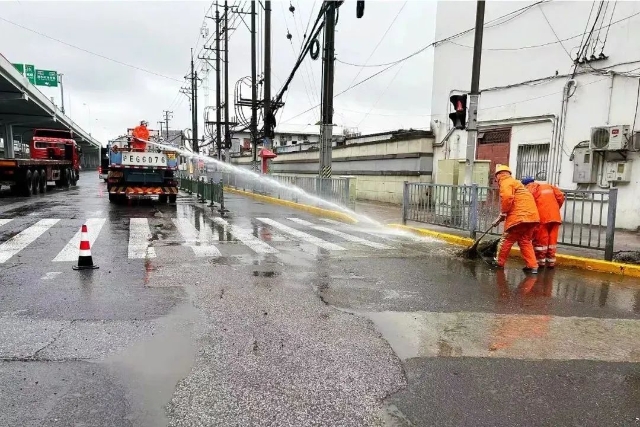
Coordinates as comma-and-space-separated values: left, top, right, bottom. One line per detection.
178, 175, 226, 213
207, 170, 354, 209
402, 182, 618, 260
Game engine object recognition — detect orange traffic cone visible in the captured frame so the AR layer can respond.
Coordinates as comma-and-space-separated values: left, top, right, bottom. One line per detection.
73, 224, 99, 270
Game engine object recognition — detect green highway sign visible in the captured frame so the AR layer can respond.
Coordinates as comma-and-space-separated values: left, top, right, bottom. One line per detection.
25, 64, 36, 84
35, 69, 58, 87
10, 63, 56, 86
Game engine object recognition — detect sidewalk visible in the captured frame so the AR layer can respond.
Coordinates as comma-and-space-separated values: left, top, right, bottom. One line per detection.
353, 200, 640, 262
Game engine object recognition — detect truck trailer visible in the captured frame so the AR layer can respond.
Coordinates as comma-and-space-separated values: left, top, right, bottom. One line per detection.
0, 128, 81, 196
106, 129, 179, 203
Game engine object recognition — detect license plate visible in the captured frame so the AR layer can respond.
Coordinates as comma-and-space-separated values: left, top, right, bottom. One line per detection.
121, 153, 167, 167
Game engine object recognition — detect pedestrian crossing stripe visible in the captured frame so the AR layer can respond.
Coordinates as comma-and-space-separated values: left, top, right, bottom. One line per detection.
0, 216, 404, 263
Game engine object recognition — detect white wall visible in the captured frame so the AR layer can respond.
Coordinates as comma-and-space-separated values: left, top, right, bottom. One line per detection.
431, 0, 640, 229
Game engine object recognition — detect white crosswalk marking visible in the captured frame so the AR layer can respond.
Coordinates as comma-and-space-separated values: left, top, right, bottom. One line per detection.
211, 217, 278, 254
53, 218, 106, 262
288, 218, 392, 249
256, 218, 345, 251
318, 218, 396, 240
0, 219, 13, 228
0, 218, 60, 263
128, 218, 157, 259
172, 218, 221, 257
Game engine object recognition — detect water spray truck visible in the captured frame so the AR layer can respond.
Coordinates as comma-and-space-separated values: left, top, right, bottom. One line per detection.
0, 128, 81, 196
106, 129, 179, 203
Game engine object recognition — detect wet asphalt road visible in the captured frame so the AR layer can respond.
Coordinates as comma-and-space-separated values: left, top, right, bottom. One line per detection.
1, 171, 640, 426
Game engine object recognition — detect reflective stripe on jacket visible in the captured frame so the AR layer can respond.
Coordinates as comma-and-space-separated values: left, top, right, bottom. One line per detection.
497, 174, 540, 230
525, 182, 565, 224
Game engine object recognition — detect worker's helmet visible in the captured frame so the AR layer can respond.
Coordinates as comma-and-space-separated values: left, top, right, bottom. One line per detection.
494, 164, 512, 176
521, 176, 535, 185
140, 120, 149, 126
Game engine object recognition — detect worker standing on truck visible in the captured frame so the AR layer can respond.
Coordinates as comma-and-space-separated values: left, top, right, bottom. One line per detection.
491, 165, 540, 273
131, 120, 150, 151
522, 176, 565, 268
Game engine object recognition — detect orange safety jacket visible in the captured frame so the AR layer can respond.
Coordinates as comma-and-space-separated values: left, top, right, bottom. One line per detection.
497, 174, 540, 230
525, 182, 565, 224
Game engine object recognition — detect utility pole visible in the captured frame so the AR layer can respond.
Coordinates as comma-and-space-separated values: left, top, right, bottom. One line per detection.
319, 1, 337, 190
263, 0, 272, 151
215, 2, 223, 160
464, 0, 485, 186
190, 48, 199, 155
250, 0, 258, 171
224, 0, 231, 162
58, 73, 65, 115
157, 121, 164, 137
163, 110, 173, 141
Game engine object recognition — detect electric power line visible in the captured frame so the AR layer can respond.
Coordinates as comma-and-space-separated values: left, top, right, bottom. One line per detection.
0, 16, 185, 83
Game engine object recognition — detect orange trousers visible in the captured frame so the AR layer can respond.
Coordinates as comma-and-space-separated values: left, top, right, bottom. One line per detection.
534, 223, 560, 266
495, 222, 538, 269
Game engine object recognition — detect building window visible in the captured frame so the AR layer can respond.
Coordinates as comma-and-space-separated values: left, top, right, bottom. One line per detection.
516, 143, 550, 180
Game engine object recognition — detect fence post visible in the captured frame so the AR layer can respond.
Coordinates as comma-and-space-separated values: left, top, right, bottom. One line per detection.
402, 181, 409, 225
219, 178, 226, 216
343, 178, 351, 208
604, 187, 618, 261
469, 184, 479, 239
199, 179, 206, 203
208, 179, 215, 207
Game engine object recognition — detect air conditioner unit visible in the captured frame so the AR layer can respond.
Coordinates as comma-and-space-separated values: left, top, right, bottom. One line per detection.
589, 125, 630, 151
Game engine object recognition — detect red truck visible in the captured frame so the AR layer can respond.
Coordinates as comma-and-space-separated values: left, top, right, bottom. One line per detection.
0, 128, 81, 196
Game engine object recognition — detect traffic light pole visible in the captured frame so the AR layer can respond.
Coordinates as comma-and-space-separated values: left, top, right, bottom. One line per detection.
464, 0, 485, 186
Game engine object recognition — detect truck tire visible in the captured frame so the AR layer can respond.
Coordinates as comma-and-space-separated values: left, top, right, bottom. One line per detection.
39, 170, 47, 193
61, 168, 70, 188
21, 170, 33, 197
158, 195, 168, 204
31, 171, 40, 195
169, 194, 177, 204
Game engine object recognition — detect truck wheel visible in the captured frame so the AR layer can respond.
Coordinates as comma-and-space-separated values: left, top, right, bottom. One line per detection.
31, 171, 40, 195
108, 192, 116, 203
21, 170, 33, 197
169, 194, 177, 204
61, 169, 70, 188
39, 170, 47, 193
158, 195, 168, 204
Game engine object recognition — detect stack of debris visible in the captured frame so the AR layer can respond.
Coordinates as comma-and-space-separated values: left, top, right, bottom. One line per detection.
613, 251, 640, 265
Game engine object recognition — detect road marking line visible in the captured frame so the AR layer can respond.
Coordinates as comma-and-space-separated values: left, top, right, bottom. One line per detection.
256, 218, 345, 251
288, 218, 391, 249
129, 218, 157, 259
0, 218, 60, 263
0, 219, 12, 228
53, 218, 106, 262
318, 218, 424, 242
41, 272, 62, 280
211, 217, 278, 254
172, 218, 221, 257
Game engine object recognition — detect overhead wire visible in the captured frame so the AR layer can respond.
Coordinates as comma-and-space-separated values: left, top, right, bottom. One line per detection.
293, 1, 322, 111
0, 15, 185, 83
342, 1, 408, 92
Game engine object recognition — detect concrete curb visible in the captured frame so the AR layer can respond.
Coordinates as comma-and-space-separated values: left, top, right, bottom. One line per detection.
388, 224, 640, 278
224, 186, 358, 224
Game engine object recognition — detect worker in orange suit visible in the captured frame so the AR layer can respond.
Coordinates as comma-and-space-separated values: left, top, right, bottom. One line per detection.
521, 176, 565, 268
131, 120, 150, 151
490, 165, 540, 273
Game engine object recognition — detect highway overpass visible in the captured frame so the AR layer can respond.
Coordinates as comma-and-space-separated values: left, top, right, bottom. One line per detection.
0, 53, 101, 168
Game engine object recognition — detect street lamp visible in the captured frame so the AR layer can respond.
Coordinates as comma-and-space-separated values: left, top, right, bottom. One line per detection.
58, 73, 65, 115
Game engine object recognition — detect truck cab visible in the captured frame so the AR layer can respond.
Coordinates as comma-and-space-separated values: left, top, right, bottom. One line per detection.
30, 128, 81, 182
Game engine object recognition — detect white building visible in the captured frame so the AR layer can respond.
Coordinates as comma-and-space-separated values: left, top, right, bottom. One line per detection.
230, 129, 321, 155
430, 0, 640, 229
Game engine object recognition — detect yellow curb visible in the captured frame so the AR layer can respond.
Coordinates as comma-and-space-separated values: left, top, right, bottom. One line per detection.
388, 224, 640, 278
224, 186, 358, 224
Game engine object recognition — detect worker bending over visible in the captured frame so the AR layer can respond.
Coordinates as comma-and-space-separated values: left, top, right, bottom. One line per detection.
522, 176, 565, 268
131, 120, 150, 151
492, 165, 540, 273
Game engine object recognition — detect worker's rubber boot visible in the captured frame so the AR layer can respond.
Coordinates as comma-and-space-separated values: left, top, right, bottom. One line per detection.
523, 267, 538, 274
488, 260, 504, 269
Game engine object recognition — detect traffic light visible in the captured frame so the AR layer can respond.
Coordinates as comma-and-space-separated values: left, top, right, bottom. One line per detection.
449, 94, 468, 130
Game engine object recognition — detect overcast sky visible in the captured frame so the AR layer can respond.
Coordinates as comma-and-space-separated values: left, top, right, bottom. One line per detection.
1, 0, 436, 144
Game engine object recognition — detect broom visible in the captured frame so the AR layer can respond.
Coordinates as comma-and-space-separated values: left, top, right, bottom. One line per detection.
460, 223, 495, 259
